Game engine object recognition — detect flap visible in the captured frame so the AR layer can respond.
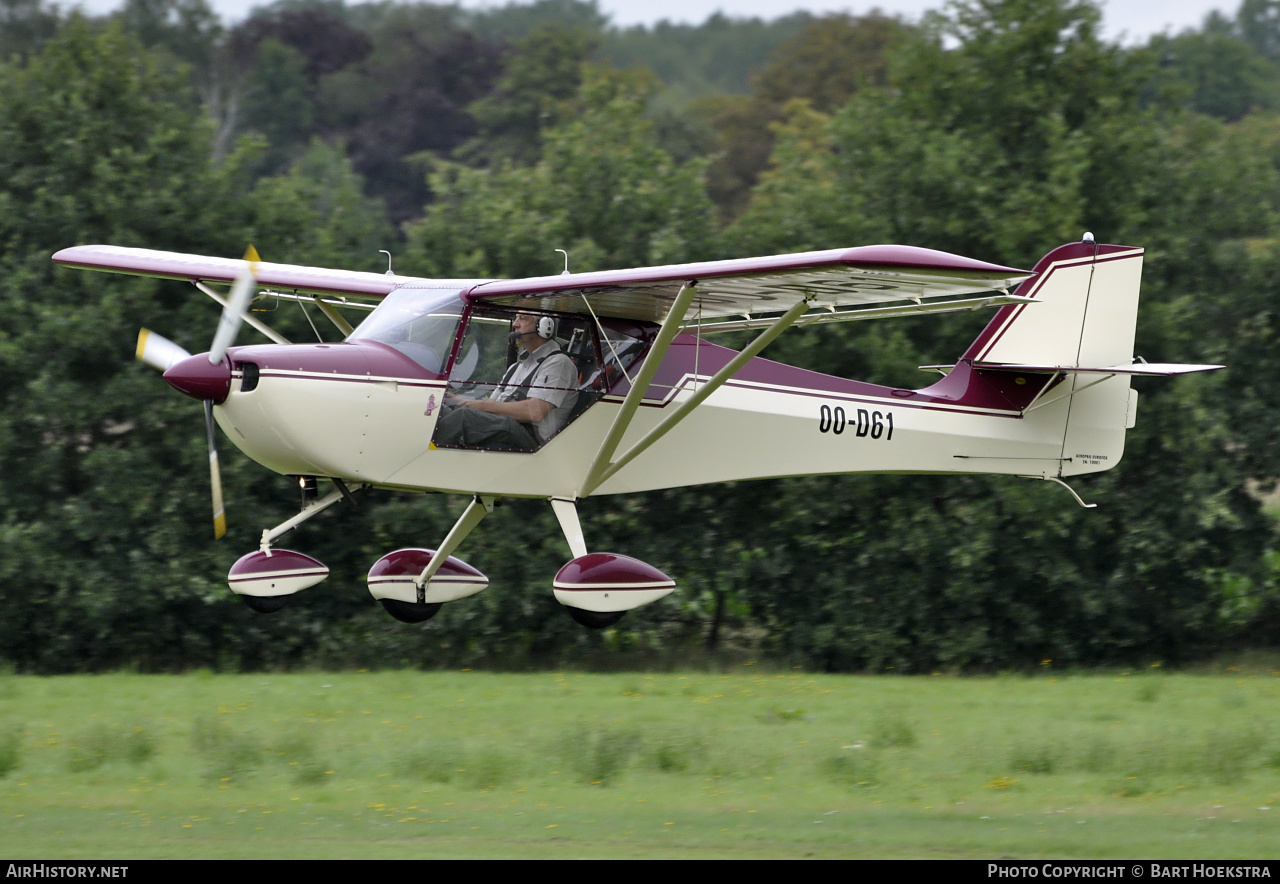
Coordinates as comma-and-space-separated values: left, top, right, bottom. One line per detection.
465, 245, 1033, 323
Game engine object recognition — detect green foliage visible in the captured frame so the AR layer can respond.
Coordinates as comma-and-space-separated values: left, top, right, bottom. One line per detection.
0, 20, 260, 673
699, 13, 910, 222
405, 67, 715, 277
0, 725, 20, 777
239, 38, 314, 174
564, 725, 641, 784
247, 139, 394, 274
12, 671, 1278, 857
191, 715, 263, 782
113, 0, 223, 77
1238, 0, 1280, 63
600, 11, 812, 105
871, 715, 917, 749
821, 751, 882, 787
0, 0, 64, 61
813, 0, 1158, 263
1148, 29, 1280, 121
461, 24, 596, 166
751, 12, 904, 112
309, 3, 506, 220
462, 0, 608, 42
66, 722, 155, 771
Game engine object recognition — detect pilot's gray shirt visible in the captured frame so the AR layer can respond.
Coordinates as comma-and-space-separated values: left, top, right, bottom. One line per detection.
493, 341, 578, 441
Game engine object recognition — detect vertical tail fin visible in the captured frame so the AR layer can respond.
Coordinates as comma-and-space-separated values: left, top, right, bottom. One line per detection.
963, 242, 1145, 477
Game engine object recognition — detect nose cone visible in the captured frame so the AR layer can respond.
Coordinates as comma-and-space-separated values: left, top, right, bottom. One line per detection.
163, 353, 232, 403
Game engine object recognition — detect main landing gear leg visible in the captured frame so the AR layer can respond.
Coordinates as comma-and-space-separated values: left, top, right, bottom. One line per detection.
412, 495, 495, 595
229, 481, 363, 614
259, 482, 362, 552
549, 497, 627, 630
550, 497, 587, 559
369, 495, 495, 624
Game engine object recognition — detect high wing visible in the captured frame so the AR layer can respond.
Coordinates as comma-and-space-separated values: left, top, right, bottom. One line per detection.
50, 245, 474, 301
465, 245, 1035, 325
53, 243, 1034, 324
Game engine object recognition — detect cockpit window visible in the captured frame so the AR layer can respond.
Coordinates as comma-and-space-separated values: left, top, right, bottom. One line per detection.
347, 288, 464, 374
428, 307, 660, 453
448, 313, 516, 391
432, 307, 599, 452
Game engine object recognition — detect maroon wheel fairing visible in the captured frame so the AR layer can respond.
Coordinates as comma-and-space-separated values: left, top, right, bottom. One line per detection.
553, 553, 676, 613
367, 548, 489, 606
227, 549, 329, 598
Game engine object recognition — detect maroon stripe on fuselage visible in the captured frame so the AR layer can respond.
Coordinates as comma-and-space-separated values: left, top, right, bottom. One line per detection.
228, 340, 446, 382
250, 371, 445, 389
621, 333, 1052, 414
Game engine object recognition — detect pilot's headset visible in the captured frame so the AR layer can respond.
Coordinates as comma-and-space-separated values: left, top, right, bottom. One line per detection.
537, 315, 558, 340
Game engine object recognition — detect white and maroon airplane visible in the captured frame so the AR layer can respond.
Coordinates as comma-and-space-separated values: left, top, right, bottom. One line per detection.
53, 236, 1220, 627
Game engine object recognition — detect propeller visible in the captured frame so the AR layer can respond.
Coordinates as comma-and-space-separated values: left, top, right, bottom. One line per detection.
135, 329, 190, 371
209, 245, 260, 364
205, 399, 226, 539
136, 245, 260, 540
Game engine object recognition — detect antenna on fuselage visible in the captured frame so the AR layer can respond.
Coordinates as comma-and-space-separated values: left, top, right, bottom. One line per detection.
380, 250, 394, 276
556, 249, 570, 276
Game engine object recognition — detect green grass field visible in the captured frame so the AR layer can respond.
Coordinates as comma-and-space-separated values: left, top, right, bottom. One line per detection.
1, 665, 1278, 858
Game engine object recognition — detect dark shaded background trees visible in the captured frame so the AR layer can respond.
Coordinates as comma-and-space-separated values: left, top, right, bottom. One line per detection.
2, 0, 1279, 673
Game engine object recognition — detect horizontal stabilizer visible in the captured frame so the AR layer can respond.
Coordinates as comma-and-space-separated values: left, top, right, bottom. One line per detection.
973, 361, 1223, 376
922, 361, 1223, 376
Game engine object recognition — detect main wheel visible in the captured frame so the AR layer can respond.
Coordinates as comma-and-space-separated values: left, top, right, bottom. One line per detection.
567, 608, 626, 629
241, 594, 290, 614
380, 598, 443, 623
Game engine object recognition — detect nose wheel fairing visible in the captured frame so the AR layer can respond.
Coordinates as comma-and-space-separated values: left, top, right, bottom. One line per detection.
227, 549, 330, 613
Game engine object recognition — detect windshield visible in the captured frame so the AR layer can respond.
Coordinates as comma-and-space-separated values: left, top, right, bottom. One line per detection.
348, 288, 465, 373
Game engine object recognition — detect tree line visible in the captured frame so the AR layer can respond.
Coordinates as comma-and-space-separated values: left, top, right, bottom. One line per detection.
1, 0, 1279, 673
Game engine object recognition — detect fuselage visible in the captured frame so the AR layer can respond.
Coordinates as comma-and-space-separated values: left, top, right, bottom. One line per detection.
207, 332, 1080, 500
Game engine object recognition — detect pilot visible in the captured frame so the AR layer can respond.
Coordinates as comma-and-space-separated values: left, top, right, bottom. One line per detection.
435, 310, 578, 450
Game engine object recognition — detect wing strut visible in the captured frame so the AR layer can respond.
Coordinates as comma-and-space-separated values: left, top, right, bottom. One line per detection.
313, 294, 355, 336
579, 295, 812, 497
578, 282, 700, 496
193, 280, 290, 345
